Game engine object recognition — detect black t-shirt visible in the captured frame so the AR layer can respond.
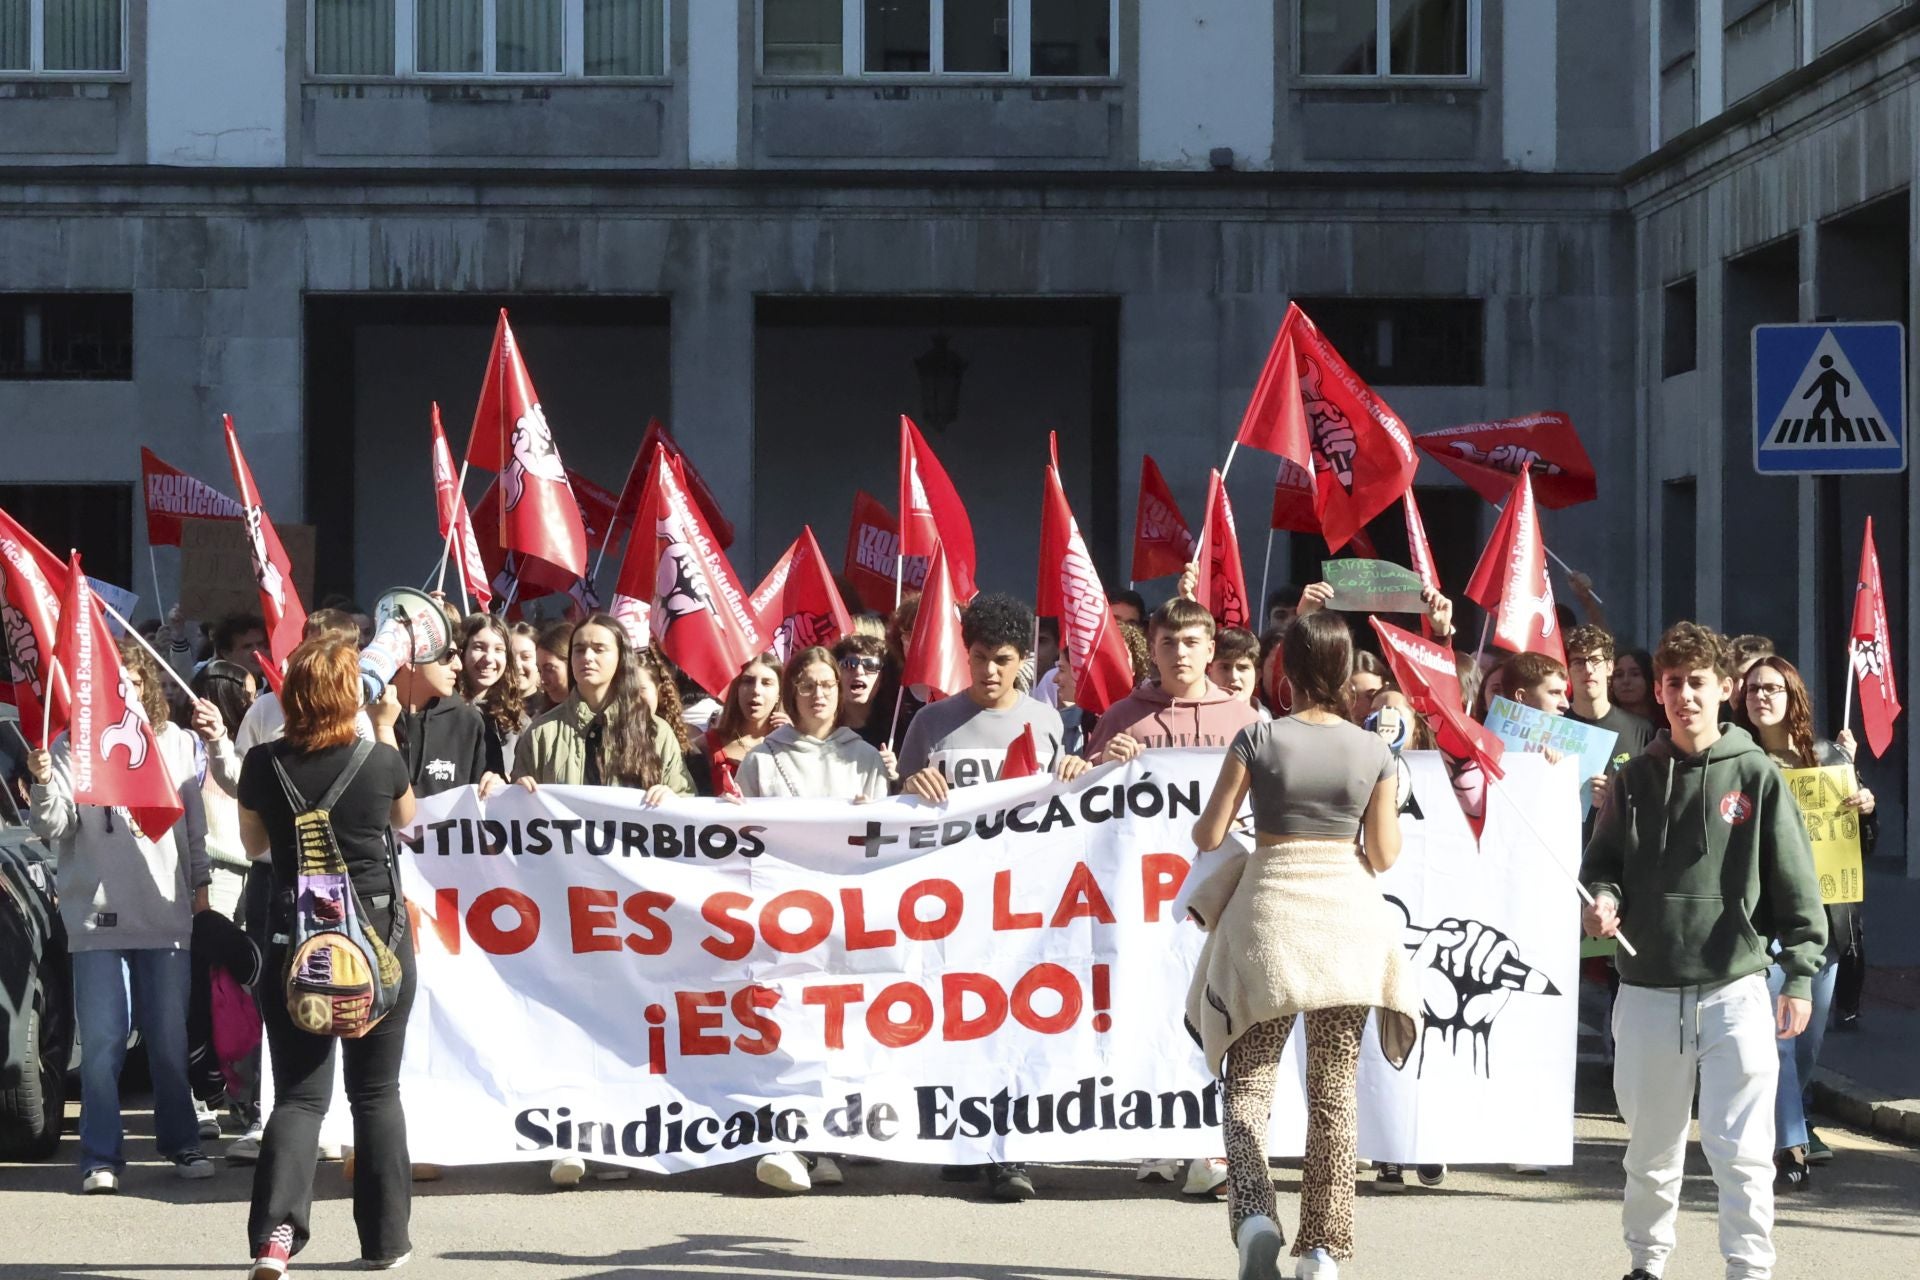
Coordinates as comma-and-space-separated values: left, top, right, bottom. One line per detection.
1568, 704, 1655, 771
238, 740, 412, 905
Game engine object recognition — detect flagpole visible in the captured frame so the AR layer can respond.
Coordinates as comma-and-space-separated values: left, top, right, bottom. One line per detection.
450, 526, 472, 616
1255, 528, 1277, 630
1219, 440, 1240, 483
1841, 650, 1856, 736
1493, 498, 1605, 604
41, 655, 58, 746
1472, 614, 1491, 669
95, 597, 200, 704
1487, 773, 1636, 957
147, 545, 166, 621
886, 687, 906, 752
433, 459, 471, 597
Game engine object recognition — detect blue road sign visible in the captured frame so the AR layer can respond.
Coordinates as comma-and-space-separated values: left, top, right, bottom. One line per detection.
1753, 322, 1906, 475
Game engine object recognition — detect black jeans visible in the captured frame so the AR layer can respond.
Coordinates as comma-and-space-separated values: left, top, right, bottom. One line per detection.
248, 911, 416, 1262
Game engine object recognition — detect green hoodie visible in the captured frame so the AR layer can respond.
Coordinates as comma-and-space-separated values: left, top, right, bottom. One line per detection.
1579, 723, 1827, 999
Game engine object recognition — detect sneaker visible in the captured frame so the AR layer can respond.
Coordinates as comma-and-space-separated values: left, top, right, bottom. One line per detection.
250, 1223, 295, 1279
1417, 1163, 1447, 1187
1181, 1156, 1229, 1197
1806, 1129, 1833, 1165
173, 1151, 217, 1180
1135, 1157, 1183, 1183
81, 1167, 119, 1195
1375, 1163, 1406, 1191
755, 1151, 812, 1193
1512, 1164, 1549, 1175
1234, 1214, 1284, 1280
197, 1102, 223, 1141
1621, 1271, 1658, 1280
318, 1142, 344, 1161
228, 1121, 264, 1164
548, 1155, 588, 1188
986, 1162, 1036, 1201
360, 1252, 411, 1271
410, 1164, 442, 1182
810, 1155, 844, 1187
1775, 1147, 1812, 1192
1297, 1246, 1339, 1279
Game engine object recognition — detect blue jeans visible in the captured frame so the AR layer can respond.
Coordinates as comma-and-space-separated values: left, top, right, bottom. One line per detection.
72, 947, 200, 1172
1766, 957, 1837, 1151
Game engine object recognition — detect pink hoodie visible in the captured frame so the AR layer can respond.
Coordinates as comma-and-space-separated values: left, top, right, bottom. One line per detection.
1085, 681, 1263, 756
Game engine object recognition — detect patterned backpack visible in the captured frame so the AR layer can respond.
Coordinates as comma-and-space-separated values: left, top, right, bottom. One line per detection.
272, 740, 406, 1039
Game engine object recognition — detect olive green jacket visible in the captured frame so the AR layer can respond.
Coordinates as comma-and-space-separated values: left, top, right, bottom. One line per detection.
511, 693, 694, 794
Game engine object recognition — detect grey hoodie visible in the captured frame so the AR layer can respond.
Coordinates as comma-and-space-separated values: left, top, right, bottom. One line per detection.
737, 725, 891, 801
30, 724, 209, 952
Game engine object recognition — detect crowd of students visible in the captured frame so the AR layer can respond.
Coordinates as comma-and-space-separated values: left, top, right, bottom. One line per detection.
3, 561, 1869, 1280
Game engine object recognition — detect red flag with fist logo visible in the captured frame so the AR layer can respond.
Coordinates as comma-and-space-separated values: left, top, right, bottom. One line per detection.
1040, 462, 1135, 716
1414, 412, 1597, 509
464, 310, 589, 579
750, 526, 853, 662
1849, 516, 1901, 758
0, 506, 71, 747
221, 414, 308, 667
1194, 469, 1251, 631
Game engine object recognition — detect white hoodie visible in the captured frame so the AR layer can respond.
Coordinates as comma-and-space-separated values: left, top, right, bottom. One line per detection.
736, 726, 890, 801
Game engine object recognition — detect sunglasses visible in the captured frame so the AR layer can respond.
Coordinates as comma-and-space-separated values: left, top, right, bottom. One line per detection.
839, 656, 883, 673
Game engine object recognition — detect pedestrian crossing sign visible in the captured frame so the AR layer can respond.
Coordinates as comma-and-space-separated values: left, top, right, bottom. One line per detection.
1753, 322, 1906, 474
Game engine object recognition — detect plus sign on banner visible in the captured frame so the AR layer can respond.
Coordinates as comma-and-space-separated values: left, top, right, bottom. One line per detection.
1752, 322, 1907, 475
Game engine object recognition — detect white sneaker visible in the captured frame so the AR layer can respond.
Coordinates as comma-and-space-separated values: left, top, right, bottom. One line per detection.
1297, 1246, 1339, 1279
81, 1167, 119, 1195
810, 1155, 844, 1187
360, 1251, 412, 1270
1235, 1214, 1284, 1280
196, 1102, 223, 1141
548, 1155, 588, 1188
1135, 1157, 1183, 1182
755, 1151, 811, 1192
228, 1120, 265, 1164
318, 1141, 344, 1161
1182, 1156, 1229, 1196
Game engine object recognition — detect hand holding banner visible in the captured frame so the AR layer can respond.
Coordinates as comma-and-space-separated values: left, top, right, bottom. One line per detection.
1780, 765, 1866, 905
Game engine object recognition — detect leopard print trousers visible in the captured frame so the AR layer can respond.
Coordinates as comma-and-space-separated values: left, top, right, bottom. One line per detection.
1223, 1006, 1368, 1261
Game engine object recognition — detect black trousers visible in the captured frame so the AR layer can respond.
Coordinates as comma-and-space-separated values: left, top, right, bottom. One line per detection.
248, 912, 416, 1262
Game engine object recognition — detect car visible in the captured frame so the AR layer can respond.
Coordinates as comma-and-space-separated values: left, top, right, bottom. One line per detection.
0, 716, 74, 1160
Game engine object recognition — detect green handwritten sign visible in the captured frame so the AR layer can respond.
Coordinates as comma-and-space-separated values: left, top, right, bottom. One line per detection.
1322, 559, 1427, 613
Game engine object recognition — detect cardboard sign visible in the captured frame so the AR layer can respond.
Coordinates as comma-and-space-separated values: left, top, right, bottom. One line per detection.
178, 520, 315, 625
1323, 558, 1427, 613
1485, 696, 1618, 813
86, 578, 139, 634
1780, 764, 1865, 905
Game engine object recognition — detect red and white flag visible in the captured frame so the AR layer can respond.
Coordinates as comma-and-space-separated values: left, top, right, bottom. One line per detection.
899, 417, 977, 604
627, 419, 735, 551
1282, 304, 1420, 552
1193, 469, 1251, 631
1131, 455, 1195, 583
140, 448, 243, 548
1463, 467, 1563, 664
464, 310, 589, 579
900, 541, 969, 702
1414, 412, 1597, 509
843, 491, 926, 612
1849, 516, 1901, 758
52, 555, 182, 839
221, 414, 308, 667
750, 526, 853, 662
1234, 323, 1314, 473
1403, 489, 1440, 595
1001, 723, 1041, 780
1040, 461, 1135, 716
1269, 456, 1319, 537
0, 506, 71, 747
1371, 617, 1507, 838
611, 452, 763, 697
429, 404, 492, 610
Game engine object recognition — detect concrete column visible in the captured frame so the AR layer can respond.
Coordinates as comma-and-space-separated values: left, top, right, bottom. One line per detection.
1796, 224, 1820, 677
668, 286, 755, 559
1501, 0, 1558, 171
1699, 0, 1726, 119
685, 0, 742, 167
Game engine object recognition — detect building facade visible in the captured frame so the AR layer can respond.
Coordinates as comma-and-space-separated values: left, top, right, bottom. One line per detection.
1, 0, 1916, 870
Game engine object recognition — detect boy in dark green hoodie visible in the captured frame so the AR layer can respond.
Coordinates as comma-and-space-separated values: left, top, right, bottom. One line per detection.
1579, 623, 1825, 1280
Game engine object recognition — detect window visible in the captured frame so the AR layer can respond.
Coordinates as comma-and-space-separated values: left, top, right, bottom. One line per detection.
1290, 297, 1484, 386
1298, 0, 1473, 78
0, 294, 132, 380
0, 484, 132, 588
1661, 276, 1697, 378
311, 0, 665, 78
0, 0, 124, 73
761, 0, 1113, 77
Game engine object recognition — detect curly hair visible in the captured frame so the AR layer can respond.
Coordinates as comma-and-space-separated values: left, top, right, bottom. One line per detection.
960, 593, 1034, 657
1117, 621, 1150, 682
114, 637, 169, 727
570, 615, 666, 788
457, 614, 528, 741
1565, 623, 1615, 663
635, 645, 694, 754
1655, 621, 1730, 681
1734, 654, 1818, 767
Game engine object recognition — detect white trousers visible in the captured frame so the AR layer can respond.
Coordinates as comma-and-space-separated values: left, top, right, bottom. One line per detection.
1612, 974, 1779, 1280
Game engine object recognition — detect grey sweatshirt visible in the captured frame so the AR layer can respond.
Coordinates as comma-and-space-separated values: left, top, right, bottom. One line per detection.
29, 724, 208, 953
737, 726, 891, 800
896, 694, 1065, 788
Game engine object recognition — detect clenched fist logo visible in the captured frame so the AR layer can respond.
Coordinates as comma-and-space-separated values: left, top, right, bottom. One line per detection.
1387, 897, 1559, 1078
1447, 441, 1565, 477
1299, 353, 1357, 492
502, 404, 567, 513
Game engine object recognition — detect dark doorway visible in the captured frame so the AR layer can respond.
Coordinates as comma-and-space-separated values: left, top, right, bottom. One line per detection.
0, 483, 133, 593
1721, 237, 1801, 643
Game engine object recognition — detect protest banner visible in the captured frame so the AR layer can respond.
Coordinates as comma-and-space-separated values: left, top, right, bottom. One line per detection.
85, 578, 139, 636
1484, 695, 1616, 812
300, 753, 1578, 1170
178, 520, 314, 624
1780, 765, 1866, 905
1322, 558, 1427, 614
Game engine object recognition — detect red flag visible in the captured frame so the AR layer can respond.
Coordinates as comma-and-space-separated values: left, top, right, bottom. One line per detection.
51, 556, 182, 839
1283, 304, 1420, 552
632, 419, 735, 551
221, 414, 308, 667
843, 491, 926, 611
568, 469, 621, 551
1402, 490, 1440, 595
253, 650, 283, 696
1269, 456, 1320, 536
429, 404, 493, 610
750, 527, 854, 662
463, 310, 589, 578
1234, 324, 1314, 471
1131, 455, 1195, 583
140, 448, 243, 548
1001, 723, 1040, 780
1414, 412, 1597, 509
610, 452, 763, 697
0, 506, 72, 747
1040, 463, 1136, 716
1849, 516, 1901, 758
1463, 468, 1563, 664
1193, 470, 1251, 631
1371, 616, 1507, 838
899, 417, 978, 603
900, 541, 969, 701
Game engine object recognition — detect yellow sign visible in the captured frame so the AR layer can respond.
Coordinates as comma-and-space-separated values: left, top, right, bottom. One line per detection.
1780, 765, 1864, 905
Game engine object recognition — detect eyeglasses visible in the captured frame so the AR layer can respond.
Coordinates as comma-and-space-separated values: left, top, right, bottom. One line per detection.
838, 656, 883, 673
1746, 684, 1788, 701
1568, 654, 1610, 669
793, 679, 837, 696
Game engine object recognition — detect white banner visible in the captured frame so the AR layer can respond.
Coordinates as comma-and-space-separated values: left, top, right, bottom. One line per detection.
368, 751, 1579, 1170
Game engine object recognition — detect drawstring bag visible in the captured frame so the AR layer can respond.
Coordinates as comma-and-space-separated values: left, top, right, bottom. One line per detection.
272, 740, 406, 1039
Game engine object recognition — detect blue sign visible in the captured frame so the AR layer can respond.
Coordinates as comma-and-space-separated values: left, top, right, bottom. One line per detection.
1753, 322, 1906, 475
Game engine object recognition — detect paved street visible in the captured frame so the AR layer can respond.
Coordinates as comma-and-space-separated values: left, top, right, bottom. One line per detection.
3, 1082, 1914, 1280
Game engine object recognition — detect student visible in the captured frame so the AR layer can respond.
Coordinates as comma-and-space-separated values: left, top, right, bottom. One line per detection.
1108, 589, 1147, 630
1609, 648, 1663, 730
1580, 623, 1825, 1280
1727, 634, 1776, 701
213, 612, 269, 681
1733, 654, 1873, 1189
507, 621, 543, 704
739, 645, 891, 803
896, 595, 1091, 1202
831, 633, 887, 742
392, 618, 501, 799
455, 614, 529, 778
634, 646, 697, 757
233, 610, 365, 755
530, 619, 574, 718
1187, 610, 1417, 1280
1208, 627, 1266, 716
692, 654, 787, 796
1564, 625, 1655, 768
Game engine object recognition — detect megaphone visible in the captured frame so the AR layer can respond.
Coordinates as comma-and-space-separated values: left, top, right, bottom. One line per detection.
359, 587, 456, 704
